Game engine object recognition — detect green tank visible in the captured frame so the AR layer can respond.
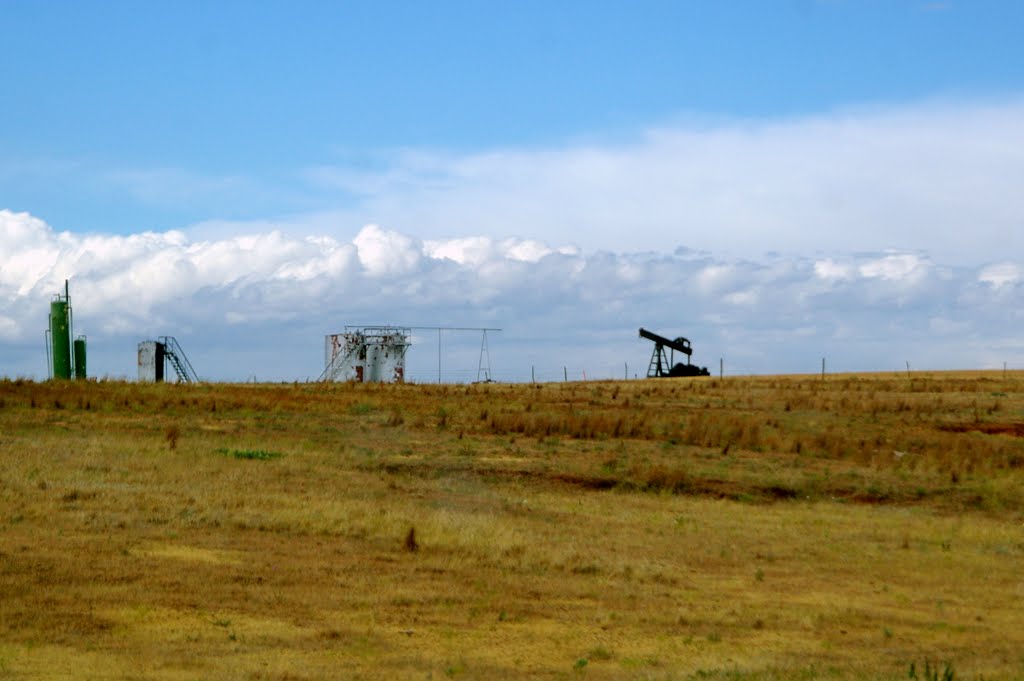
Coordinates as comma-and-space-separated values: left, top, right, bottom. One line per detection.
74, 337, 87, 380
50, 300, 72, 380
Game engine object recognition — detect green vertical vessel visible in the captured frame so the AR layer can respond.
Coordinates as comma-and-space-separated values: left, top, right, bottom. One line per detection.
74, 336, 87, 380
49, 299, 72, 380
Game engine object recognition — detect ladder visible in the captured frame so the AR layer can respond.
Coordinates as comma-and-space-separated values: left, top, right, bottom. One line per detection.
318, 335, 362, 382
159, 336, 199, 383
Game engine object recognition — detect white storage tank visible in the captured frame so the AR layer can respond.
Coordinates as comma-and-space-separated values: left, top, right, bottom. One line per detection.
138, 340, 166, 382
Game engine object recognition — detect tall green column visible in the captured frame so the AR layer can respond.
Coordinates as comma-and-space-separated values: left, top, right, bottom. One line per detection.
50, 300, 72, 380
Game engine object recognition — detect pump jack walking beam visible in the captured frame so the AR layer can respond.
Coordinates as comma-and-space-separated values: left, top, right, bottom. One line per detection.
638, 328, 708, 378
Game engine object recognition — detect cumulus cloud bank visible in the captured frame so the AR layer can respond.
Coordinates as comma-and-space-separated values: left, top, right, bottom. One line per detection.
1, 209, 1021, 381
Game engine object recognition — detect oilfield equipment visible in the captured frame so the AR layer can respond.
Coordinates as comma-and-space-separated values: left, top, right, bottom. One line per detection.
137, 336, 199, 383
639, 327, 710, 378
319, 325, 501, 384
44, 280, 87, 380
320, 327, 411, 383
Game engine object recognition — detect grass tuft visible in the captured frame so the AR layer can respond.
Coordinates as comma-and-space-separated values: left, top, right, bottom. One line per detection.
404, 526, 419, 552
165, 425, 180, 450
217, 448, 282, 461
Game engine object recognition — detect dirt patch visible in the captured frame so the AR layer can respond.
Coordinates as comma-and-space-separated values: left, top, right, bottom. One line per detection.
549, 472, 617, 490
371, 457, 973, 510
939, 422, 1024, 437
374, 459, 800, 503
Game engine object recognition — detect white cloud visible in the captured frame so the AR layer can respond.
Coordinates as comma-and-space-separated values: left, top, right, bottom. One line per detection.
2, 209, 1022, 380
423, 236, 566, 267
290, 98, 1024, 265
979, 263, 1020, 288
858, 253, 930, 282
10, 97, 1023, 269
352, 225, 422, 276
814, 259, 852, 281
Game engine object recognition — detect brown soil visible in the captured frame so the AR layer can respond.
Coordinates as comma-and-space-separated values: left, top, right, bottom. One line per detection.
939, 421, 1024, 436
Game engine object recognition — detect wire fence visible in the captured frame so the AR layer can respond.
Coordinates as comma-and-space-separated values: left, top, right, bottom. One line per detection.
403, 358, 1023, 384
404, 363, 686, 384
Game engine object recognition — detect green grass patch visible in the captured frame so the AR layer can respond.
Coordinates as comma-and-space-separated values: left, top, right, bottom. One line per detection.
216, 447, 283, 461
348, 401, 378, 416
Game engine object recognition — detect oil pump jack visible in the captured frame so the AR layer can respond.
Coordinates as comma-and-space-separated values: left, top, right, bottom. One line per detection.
639, 328, 710, 378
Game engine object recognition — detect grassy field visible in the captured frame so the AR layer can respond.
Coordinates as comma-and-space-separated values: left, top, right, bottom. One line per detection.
1, 373, 1023, 680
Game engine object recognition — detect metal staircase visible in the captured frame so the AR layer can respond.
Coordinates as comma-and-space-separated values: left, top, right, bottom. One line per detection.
318, 332, 362, 382
159, 336, 199, 383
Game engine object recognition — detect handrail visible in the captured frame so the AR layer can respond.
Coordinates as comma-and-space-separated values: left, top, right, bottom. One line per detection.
158, 336, 199, 383
318, 338, 360, 382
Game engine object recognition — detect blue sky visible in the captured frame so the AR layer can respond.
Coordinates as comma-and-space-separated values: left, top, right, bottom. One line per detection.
5, 0, 1021, 233
2, 1, 1023, 380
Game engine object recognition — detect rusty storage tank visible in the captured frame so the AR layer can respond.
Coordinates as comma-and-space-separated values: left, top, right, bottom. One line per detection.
321, 327, 409, 383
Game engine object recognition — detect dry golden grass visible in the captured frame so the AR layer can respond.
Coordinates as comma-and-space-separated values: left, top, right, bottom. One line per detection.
1, 373, 1023, 679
